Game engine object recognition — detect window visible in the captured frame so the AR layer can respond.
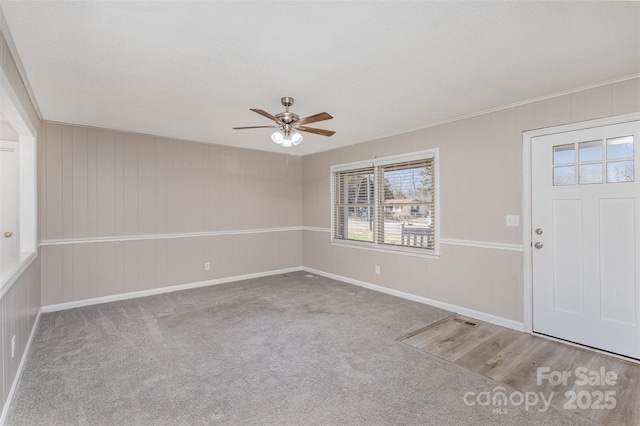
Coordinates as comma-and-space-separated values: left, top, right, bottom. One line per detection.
331, 149, 438, 256
333, 167, 375, 242
552, 135, 634, 186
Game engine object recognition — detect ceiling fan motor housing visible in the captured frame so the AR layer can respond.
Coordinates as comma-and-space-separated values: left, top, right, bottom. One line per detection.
281, 97, 294, 108
276, 97, 298, 125
276, 112, 299, 125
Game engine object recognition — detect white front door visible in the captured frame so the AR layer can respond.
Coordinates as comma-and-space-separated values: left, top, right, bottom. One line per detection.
532, 120, 640, 360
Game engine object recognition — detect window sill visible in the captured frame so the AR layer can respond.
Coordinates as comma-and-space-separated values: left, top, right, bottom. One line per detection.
0, 251, 37, 299
330, 239, 440, 259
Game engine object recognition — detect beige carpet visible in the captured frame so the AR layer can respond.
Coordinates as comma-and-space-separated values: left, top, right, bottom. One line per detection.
7, 272, 591, 425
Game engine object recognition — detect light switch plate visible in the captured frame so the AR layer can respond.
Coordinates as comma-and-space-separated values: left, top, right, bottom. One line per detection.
506, 215, 520, 227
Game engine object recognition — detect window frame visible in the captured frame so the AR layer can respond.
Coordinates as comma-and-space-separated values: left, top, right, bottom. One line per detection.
330, 149, 440, 258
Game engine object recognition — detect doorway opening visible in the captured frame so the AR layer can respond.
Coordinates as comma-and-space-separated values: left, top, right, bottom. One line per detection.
0, 66, 37, 294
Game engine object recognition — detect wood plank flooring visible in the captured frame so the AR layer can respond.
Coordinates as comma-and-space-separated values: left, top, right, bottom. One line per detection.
400, 316, 640, 426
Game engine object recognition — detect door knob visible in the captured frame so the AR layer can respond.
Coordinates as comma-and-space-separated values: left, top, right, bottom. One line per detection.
534, 242, 543, 249
535, 228, 543, 235
3, 231, 12, 238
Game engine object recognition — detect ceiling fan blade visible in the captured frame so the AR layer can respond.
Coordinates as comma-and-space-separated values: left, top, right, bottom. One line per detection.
297, 112, 333, 126
232, 125, 277, 130
250, 108, 282, 124
298, 126, 336, 137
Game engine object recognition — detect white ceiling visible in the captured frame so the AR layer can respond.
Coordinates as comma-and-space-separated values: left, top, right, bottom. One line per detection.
1, 1, 639, 155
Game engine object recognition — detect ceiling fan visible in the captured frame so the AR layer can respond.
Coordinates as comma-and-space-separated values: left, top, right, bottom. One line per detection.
233, 97, 335, 147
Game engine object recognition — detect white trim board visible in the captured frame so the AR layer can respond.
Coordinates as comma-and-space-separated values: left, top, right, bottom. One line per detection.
303, 226, 524, 252
330, 240, 440, 259
42, 226, 525, 253
0, 309, 41, 426
40, 267, 303, 313
40, 227, 302, 246
440, 238, 523, 252
301, 226, 331, 233
0, 251, 37, 300
303, 267, 525, 332
521, 112, 640, 334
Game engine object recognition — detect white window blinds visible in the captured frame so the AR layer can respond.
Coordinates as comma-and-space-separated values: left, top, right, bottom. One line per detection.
377, 158, 435, 250
333, 167, 375, 242
331, 150, 438, 254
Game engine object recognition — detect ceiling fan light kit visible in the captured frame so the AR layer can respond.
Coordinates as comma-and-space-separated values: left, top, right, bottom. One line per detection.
234, 97, 335, 148
271, 130, 303, 147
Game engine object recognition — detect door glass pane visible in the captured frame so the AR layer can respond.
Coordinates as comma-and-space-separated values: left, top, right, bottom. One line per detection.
553, 144, 575, 165
579, 140, 602, 162
554, 166, 575, 186
579, 164, 602, 184
607, 160, 635, 183
606, 136, 634, 160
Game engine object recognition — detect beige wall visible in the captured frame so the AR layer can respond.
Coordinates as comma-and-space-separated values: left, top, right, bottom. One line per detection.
302, 78, 640, 323
39, 122, 303, 305
0, 28, 41, 416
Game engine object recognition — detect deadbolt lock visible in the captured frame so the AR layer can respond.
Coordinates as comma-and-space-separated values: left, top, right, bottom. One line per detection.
535, 228, 543, 235
3, 231, 13, 238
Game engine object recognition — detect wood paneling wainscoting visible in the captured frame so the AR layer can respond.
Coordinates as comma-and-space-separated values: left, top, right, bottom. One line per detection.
40, 230, 303, 306
38, 122, 304, 305
0, 258, 40, 422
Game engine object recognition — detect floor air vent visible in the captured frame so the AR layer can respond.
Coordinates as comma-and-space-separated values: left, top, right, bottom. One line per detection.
453, 317, 478, 327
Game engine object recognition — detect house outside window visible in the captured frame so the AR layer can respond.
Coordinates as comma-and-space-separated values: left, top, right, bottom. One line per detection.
331, 149, 439, 257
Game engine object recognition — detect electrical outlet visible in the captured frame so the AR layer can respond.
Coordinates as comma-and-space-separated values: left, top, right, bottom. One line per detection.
11, 335, 16, 358
204, 262, 211, 271
375, 265, 381, 275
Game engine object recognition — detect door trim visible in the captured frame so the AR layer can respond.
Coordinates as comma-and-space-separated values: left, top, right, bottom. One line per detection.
522, 112, 640, 334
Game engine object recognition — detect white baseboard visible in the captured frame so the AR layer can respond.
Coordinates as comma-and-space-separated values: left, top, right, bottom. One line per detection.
41, 264, 524, 331
303, 267, 525, 332
41, 267, 303, 313
40, 263, 523, 328
1, 309, 42, 426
